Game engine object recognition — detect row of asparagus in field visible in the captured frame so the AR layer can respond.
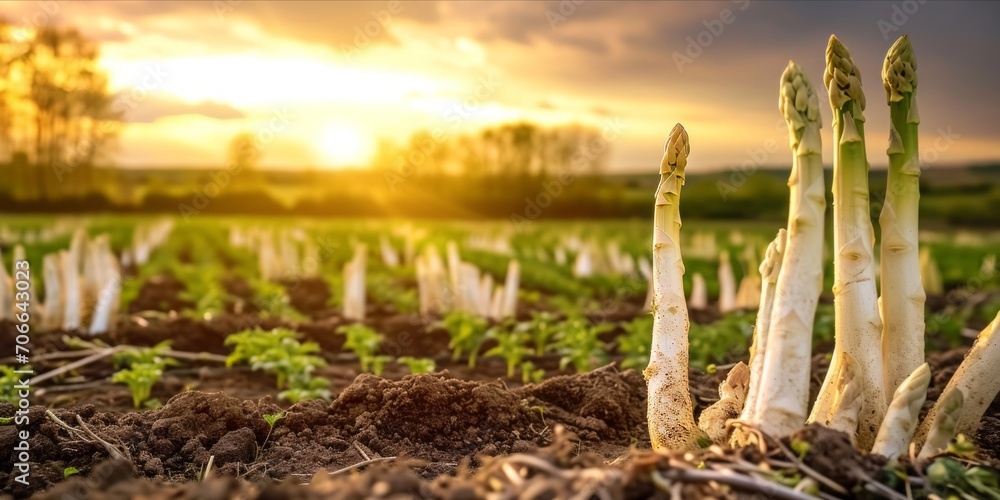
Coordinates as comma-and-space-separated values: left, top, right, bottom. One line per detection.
651, 245, 946, 312
330, 240, 523, 322
231, 226, 523, 321
0, 220, 173, 334
646, 35, 1000, 461
0, 219, 83, 246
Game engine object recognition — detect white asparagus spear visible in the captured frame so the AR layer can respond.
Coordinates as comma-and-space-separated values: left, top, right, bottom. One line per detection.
645, 124, 705, 450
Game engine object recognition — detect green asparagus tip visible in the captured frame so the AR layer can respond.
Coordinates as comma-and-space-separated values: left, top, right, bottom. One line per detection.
883, 34, 917, 103
661, 123, 689, 176
824, 35, 866, 116
780, 60, 820, 129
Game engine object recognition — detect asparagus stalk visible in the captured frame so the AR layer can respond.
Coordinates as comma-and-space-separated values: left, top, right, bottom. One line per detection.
914, 312, 1000, 448
824, 354, 864, 446
879, 35, 926, 399
61, 250, 82, 330
753, 61, 827, 438
810, 35, 886, 451
42, 253, 63, 330
718, 250, 736, 313
871, 363, 930, 460
502, 260, 520, 318
343, 244, 367, 321
917, 386, 964, 460
698, 361, 750, 444
736, 229, 786, 434
645, 123, 704, 450
919, 247, 943, 295
689, 272, 707, 310
0, 249, 11, 321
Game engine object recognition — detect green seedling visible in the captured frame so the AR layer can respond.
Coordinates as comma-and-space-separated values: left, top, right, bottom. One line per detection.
110, 342, 179, 409
113, 340, 178, 370
520, 361, 545, 384
617, 315, 653, 370
63, 467, 80, 478
257, 412, 285, 460
437, 311, 489, 368
398, 356, 436, 374
250, 279, 306, 321
520, 311, 560, 356
112, 363, 164, 409
0, 365, 30, 404
926, 456, 1000, 500
336, 324, 391, 374
175, 264, 229, 319
485, 324, 532, 378
226, 328, 331, 402
688, 312, 755, 371
555, 318, 612, 373
369, 273, 419, 314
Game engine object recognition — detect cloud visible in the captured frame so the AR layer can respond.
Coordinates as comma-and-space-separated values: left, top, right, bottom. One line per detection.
120, 94, 246, 123
7, 0, 998, 170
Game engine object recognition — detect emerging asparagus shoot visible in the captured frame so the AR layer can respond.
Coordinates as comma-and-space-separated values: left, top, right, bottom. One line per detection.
872, 363, 931, 460
698, 362, 749, 444
645, 123, 704, 450
918, 386, 965, 460
915, 312, 1000, 448
879, 34, 926, 398
752, 61, 827, 439
811, 35, 886, 450
735, 229, 785, 439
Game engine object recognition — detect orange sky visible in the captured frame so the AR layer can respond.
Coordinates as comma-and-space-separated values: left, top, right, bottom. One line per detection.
2, 1, 998, 172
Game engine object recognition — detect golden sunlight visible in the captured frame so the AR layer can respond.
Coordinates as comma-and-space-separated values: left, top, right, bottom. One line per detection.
317, 123, 373, 167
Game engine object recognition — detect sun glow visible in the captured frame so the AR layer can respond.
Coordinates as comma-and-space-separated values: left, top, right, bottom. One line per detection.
317, 124, 373, 167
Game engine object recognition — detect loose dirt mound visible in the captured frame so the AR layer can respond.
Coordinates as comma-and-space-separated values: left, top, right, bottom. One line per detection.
517, 365, 646, 443
263, 371, 541, 479
24, 425, 895, 500
2, 367, 651, 497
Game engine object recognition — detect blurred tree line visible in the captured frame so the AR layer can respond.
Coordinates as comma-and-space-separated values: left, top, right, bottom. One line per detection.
0, 20, 121, 201
1, 20, 998, 228
374, 121, 610, 190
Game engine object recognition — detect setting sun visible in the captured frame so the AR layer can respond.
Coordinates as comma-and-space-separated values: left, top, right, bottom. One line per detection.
317, 124, 373, 167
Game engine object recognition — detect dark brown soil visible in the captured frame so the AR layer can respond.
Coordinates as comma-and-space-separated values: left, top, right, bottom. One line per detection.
787, 424, 886, 489
280, 277, 333, 318
518, 366, 646, 444
19, 424, 890, 500
1, 366, 652, 497
127, 275, 190, 314
112, 314, 288, 355
6, 350, 1000, 498
4, 287, 999, 499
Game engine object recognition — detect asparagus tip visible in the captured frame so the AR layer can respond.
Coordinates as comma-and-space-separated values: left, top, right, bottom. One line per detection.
661, 123, 690, 175
779, 60, 820, 141
825, 34, 866, 115
883, 34, 917, 103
